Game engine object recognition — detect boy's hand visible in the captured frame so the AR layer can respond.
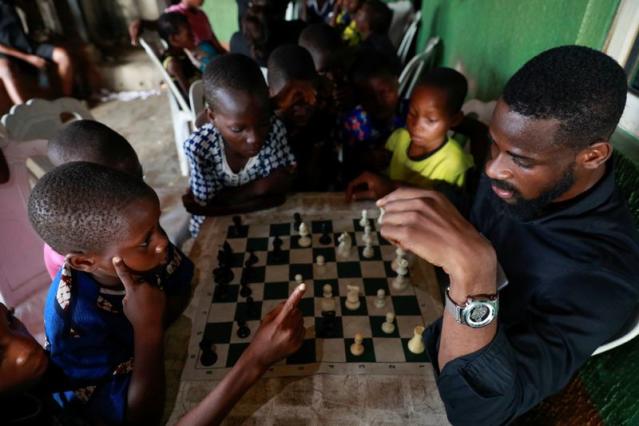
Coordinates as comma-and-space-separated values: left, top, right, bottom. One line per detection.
26, 55, 46, 69
113, 257, 166, 334
345, 171, 397, 201
182, 190, 207, 215
242, 283, 306, 371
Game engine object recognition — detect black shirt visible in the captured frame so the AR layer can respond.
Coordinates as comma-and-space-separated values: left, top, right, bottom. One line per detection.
0, 0, 33, 53
426, 164, 639, 425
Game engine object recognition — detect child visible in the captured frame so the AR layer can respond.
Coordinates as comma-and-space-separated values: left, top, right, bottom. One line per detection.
354, 0, 398, 69
182, 54, 297, 236
158, 12, 204, 97
302, 0, 335, 24
28, 162, 193, 424
341, 50, 404, 180
267, 44, 338, 191
44, 120, 144, 278
330, 0, 363, 46
346, 67, 474, 199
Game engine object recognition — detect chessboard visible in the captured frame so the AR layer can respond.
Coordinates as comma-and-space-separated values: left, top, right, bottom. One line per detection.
182, 195, 443, 380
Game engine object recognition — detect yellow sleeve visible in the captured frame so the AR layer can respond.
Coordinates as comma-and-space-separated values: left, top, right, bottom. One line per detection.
385, 129, 404, 153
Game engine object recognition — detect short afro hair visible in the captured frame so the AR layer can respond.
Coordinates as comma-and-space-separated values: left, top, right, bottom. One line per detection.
416, 67, 468, 115
362, 0, 393, 34
503, 45, 627, 150
48, 120, 142, 178
267, 44, 317, 94
158, 12, 189, 44
203, 53, 269, 111
298, 23, 343, 70
350, 48, 400, 86
28, 162, 157, 255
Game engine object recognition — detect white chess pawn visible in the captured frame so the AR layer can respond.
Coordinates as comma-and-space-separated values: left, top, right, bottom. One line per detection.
362, 240, 374, 259
359, 209, 368, 227
408, 325, 425, 354
345, 284, 360, 310
298, 222, 311, 247
337, 232, 352, 259
377, 207, 385, 225
391, 247, 406, 272
392, 258, 409, 290
316, 255, 325, 266
321, 284, 336, 312
375, 289, 386, 308
294, 273, 304, 284
381, 312, 395, 334
350, 332, 365, 356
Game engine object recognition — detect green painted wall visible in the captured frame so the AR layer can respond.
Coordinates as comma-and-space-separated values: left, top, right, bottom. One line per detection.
201, 0, 239, 45
417, 0, 621, 100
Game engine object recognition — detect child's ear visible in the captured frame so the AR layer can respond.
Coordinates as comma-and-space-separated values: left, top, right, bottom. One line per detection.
450, 111, 464, 128
67, 253, 97, 273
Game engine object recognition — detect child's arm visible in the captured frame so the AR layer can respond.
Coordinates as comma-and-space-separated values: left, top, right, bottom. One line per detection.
113, 257, 167, 425
166, 58, 192, 98
345, 171, 400, 201
176, 284, 306, 426
0, 44, 46, 68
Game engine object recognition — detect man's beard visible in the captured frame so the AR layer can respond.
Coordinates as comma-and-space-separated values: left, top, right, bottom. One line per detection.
489, 162, 576, 221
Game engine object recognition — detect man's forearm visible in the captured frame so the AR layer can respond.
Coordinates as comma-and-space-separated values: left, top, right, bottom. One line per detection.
126, 330, 165, 424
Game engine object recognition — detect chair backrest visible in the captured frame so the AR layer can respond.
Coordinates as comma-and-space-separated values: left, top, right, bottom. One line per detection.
396, 10, 422, 66
139, 36, 193, 115
1, 97, 93, 142
388, 0, 416, 49
398, 36, 440, 100
189, 79, 205, 123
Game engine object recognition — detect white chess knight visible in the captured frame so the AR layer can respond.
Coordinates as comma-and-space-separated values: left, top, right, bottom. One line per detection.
321, 284, 336, 312
337, 232, 352, 258
359, 209, 368, 227
298, 222, 311, 247
381, 312, 395, 334
392, 258, 409, 290
345, 284, 361, 310
408, 325, 425, 354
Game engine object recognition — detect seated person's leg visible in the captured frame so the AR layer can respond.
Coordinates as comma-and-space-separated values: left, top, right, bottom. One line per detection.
47, 46, 73, 96
0, 57, 26, 104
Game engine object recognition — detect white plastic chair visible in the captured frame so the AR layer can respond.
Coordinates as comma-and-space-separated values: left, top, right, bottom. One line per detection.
396, 11, 422, 66
139, 36, 193, 176
389, 1, 416, 50
188, 79, 206, 124
398, 36, 440, 100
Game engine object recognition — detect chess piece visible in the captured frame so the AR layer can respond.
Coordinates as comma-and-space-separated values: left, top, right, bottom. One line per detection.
316, 255, 325, 266
199, 339, 218, 366
245, 250, 258, 267
392, 258, 409, 290
295, 273, 304, 284
237, 320, 251, 338
375, 289, 386, 308
392, 247, 406, 272
337, 232, 352, 258
359, 209, 368, 227
381, 312, 396, 334
240, 282, 252, 298
377, 207, 385, 225
350, 333, 365, 356
345, 284, 360, 310
293, 212, 302, 229
298, 222, 311, 247
362, 240, 374, 259
319, 223, 332, 245
362, 224, 373, 245
231, 215, 242, 237
408, 326, 425, 354
321, 283, 336, 312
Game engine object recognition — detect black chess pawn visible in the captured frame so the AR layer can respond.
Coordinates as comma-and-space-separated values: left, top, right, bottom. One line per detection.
245, 250, 258, 267
319, 223, 331, 245
293, 212, 302, 229
213, 265, 233, 285
272, 235, 284, 261
237, 320, 251, 338
231, 215, 242, 237
240, 283, 252, 298
199, 339, 218, 366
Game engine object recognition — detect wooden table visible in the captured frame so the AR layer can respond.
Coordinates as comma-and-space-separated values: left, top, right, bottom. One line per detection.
168, 194, 449, 425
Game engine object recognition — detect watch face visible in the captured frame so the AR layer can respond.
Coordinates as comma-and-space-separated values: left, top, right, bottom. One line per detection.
463, 301, 496, 328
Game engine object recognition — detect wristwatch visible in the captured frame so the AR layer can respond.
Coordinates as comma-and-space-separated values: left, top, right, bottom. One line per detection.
445, 288, 499, 328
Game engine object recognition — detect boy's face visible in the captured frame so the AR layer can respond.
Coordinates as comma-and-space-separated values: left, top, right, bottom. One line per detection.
358, 75, 399, 123
272, 80, 317, 128
406, 85, 459, 148
71, 196, 170, 285
354, 4, 370, 35
0, 304, 48, 395
170, 25, 196, 51
208, 90, 271, 159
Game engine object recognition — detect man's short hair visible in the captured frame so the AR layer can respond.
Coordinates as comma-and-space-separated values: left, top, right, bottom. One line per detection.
157, 12, 189, 43
48, 120, 142, 178
417, 67, 468, 115
298, 23, 342, 55
267, 44, 317, 94
363, 0, 393, 34
203, 53, 269, 111
350, 48, 400, 86
28, 162, 157, 255
503, 45, 627, 150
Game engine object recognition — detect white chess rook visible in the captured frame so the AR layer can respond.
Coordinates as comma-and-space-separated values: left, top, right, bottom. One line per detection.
345, 284, 361, 310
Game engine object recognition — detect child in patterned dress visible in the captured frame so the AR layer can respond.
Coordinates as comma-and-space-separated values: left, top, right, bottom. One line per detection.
183, 54, 297, 236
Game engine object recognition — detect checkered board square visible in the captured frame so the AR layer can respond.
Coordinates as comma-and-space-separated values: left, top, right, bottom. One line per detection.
184, 209, 441, 379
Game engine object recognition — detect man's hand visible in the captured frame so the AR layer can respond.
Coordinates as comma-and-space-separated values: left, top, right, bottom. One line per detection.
112, 257, 166, 333
242, 283, 306, 371
346, 171, 397, 201
26, 55, 46, 69
377, 188, 496, 294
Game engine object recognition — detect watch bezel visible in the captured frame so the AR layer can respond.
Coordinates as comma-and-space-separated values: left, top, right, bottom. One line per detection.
462, 300, 497, 328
